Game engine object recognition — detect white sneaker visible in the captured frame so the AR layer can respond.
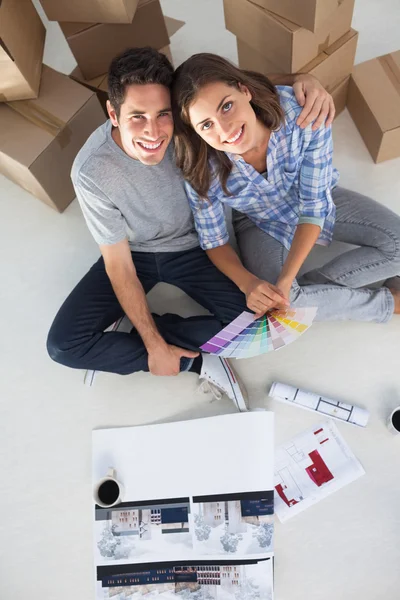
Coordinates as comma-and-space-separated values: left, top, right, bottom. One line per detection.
198, 353, 249, 412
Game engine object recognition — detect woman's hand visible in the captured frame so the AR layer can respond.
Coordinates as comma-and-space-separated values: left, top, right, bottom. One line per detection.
244, 276, 290, 318
275, 277, 293, 304
292, 74, 335, 130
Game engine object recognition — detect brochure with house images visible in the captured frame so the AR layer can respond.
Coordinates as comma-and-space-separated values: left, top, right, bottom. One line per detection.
93, 412, 274, 599
274, 420, 365, 523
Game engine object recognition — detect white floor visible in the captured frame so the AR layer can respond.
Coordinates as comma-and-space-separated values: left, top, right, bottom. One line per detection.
1, 1, 400, 598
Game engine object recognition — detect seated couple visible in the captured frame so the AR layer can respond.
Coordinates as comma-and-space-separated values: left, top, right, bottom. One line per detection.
46, 47, 400, 412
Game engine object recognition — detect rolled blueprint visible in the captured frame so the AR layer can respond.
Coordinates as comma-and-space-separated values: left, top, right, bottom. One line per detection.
269, 382, 370, 427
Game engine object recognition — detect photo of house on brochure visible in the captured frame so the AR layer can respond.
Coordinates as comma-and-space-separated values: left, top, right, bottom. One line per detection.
274, 420, 365, 522
95, 499, 193, 565
191, 492, 273, 557
96, 558, 273, 600
93, 412, 275, 600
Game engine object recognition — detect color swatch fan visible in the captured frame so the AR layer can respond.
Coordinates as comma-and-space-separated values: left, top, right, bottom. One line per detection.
201, 307, 317, 358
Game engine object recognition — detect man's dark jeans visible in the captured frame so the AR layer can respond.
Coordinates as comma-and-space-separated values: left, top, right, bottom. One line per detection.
46, 247, 248, 375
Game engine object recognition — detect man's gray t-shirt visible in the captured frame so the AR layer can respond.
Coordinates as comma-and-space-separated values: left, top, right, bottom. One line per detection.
71, 120, 199, 252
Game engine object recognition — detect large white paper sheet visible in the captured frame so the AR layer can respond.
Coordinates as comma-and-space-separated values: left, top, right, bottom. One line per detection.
93, 413, 275, 599
93, 412, 274, 499
274, 420, 365, 522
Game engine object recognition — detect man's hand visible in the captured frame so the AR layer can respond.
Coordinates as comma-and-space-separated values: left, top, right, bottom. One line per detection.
244, 277, 290, 318
148, 342, 199, 376
292, 74, 335, 130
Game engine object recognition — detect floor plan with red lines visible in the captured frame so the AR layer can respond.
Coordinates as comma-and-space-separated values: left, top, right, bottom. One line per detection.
274, 421, 365, 522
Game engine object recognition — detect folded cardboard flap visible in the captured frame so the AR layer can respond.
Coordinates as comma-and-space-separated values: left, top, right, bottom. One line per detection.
164, 16, 185, 37
70, 66, 108, 93
90, 75, 108, 93
69, 66, 109, 117
1, 0, 42, 68
0, 0, 46, 101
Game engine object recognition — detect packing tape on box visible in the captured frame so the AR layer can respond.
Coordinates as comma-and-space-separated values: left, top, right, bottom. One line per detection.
379, 54, 400, 95
5, 99, 72, 148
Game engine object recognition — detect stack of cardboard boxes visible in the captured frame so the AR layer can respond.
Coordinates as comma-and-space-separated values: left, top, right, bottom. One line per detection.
225, 0, 400, 163
0, 0, 184, 212
67, 12, 184, 115
47, 0, 172, 114
224, 0, 358, 118
40, 0, 183, 116
0, 0, 108, 212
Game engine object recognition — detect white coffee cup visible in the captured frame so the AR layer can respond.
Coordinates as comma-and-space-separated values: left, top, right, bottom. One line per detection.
94, 467, 124, 507
387, 406, 400, 435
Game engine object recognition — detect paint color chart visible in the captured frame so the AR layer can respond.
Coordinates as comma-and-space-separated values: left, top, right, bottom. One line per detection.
200, 307, 318, 358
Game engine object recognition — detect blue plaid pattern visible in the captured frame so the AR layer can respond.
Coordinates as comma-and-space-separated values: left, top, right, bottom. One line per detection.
184, 86, 339, 251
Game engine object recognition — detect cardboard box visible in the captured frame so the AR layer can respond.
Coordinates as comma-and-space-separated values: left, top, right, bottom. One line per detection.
0, 66, 106, 212
224, 0, 355, 73
0, 0, 45, 101
164, 15, 185, 41
60, 0, 169, 79
238, 38, 350, 121
329, 76, 350, 118
39, 0, 139, 24
237, 29, 358, 90
250, 0, 341, 33
69, 45, 174, 115
347, 51, 400, 163
67, 14, 184, 114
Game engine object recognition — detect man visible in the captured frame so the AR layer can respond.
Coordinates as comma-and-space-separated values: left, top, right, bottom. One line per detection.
46, 47, 334, 411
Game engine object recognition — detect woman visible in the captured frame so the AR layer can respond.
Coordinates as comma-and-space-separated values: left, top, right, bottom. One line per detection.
172, 53, 400, 322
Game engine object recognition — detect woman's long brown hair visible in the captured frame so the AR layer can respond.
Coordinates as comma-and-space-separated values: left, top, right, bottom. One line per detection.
172, 53, 284, 199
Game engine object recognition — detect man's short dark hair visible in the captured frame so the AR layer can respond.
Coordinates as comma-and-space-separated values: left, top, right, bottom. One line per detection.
108, 47, 174, 118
